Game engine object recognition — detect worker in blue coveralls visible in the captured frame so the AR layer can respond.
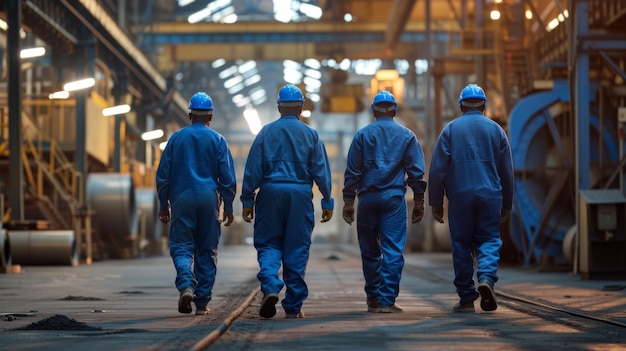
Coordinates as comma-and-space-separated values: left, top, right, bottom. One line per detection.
342, 91, 427, 313
156, 92, 237, 316
428, 83, 514, 313
241, 84, 334, 319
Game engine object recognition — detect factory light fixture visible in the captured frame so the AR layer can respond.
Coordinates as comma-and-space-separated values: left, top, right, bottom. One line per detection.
159, 141, 168, 151
20, 47, 46, 59
102, 104, 131, 117
48, 91, 70, 100
244, 108, 262, 135
63, 78, 95, 92
0, 19, 27, 38
141, 129, 164, 141
188, 8, 212, 23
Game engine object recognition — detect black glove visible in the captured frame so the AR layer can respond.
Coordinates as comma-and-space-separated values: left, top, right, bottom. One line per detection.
411, 196, 424, 223
242, 207, 254, 223
432, 205, 444, 224
500, 209, 510, 223
321, 209, 333, 223
343, 200, 354, 224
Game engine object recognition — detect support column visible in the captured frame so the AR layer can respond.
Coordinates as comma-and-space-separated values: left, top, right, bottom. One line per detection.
8, 0, 24, 221
75, 30, 95, 204
572, 0, 590, 274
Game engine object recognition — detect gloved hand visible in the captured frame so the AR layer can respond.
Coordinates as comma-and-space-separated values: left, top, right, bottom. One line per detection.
500, 209, 510, 223
321, 209, 333, 223
432, 205, 444, 224
222, 212, 234, 226
242, 208, 254, 223
342, 200, 354, 224
411, 196, 424, 223
159, 209, 170, 224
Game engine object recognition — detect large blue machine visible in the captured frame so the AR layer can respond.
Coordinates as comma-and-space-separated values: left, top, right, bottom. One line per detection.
508, 79, 620, 266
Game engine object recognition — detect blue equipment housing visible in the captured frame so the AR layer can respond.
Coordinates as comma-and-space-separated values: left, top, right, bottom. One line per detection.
508, 80, 619, 265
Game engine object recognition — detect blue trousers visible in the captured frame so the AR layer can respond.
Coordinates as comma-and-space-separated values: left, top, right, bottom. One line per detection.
254, 183, 315, 315
356, 192, 407, 308
169, 188, 221, 308
448, 194, 503, 304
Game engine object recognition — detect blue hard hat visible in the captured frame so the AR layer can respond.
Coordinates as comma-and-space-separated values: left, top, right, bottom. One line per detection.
371, 91, 398, 112
458, 84, 487, 107
188, 92, 214, 111
277, 84, 305, 105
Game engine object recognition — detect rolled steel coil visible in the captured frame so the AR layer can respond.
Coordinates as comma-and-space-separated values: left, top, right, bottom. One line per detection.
135, 188, 160, 243
0, 229, 10, 268
9, 230, 77, 266
86, 173, 137, 250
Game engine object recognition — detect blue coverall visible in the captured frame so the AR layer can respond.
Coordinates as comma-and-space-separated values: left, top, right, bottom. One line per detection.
156, 121, 236, 308
240, 114, 334, 316
428, 110, 514, 304
343, 116, 427, 308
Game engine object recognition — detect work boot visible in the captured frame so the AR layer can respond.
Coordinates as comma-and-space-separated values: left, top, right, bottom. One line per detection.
178, 288, 193, 314
376, 304, 403, 313
195, 305, 210, 315
259, 293, 279, 318
478, 280, 498, 311
366, 299, 379, 313
453, 301, 475, 313
286, 311, 305, 319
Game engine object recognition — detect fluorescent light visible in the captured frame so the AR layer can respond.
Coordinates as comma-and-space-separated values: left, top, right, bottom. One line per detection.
20, 47, 46, 59
239, 60, 257, 74
141, 129, 164, 141
0, 19, 27, 38
304, 69, 321, 80
159, 141, 168, 150
222, 13, 238, 23
63, 78, 95, 92
188, 7, 212, 23
304, 58, 321, 69
244, 109, 262, 135
178, 0, 196, 6
244, 74, 261, 86
212, 59, 226, 68
49, 91, 69, 100
300, 3, 322, 19
102, 104, 131, 116
301, 110, 312, 118
224, 75, 243, 89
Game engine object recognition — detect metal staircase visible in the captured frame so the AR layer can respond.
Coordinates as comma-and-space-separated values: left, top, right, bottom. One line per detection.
0, 107, 93, 263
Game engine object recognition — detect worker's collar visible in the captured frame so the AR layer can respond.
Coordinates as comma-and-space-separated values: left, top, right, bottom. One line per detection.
462, 110, 484, 116
375, 116, 394, 121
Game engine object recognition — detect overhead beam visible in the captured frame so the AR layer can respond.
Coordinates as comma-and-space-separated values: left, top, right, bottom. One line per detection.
140, 19, 459, 35
384, 0, 418, 54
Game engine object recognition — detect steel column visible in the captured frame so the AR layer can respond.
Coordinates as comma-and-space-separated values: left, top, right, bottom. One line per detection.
8, 0, 24, 221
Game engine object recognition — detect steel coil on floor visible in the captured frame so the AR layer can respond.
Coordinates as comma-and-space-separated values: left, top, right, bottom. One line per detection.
0, 229, 10, 268
86, 173, 138, 259
135, 188, 160, 247
9, 230, 77, 266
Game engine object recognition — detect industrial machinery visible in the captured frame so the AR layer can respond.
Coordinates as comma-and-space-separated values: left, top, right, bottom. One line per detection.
508, 80, 620, 267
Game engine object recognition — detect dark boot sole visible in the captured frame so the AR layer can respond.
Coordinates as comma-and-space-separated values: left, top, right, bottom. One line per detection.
260, 294, 279, 318
478, 284, 497, 311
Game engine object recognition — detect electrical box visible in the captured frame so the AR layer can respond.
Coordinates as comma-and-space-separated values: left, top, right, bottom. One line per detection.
578, 189, 626, 280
